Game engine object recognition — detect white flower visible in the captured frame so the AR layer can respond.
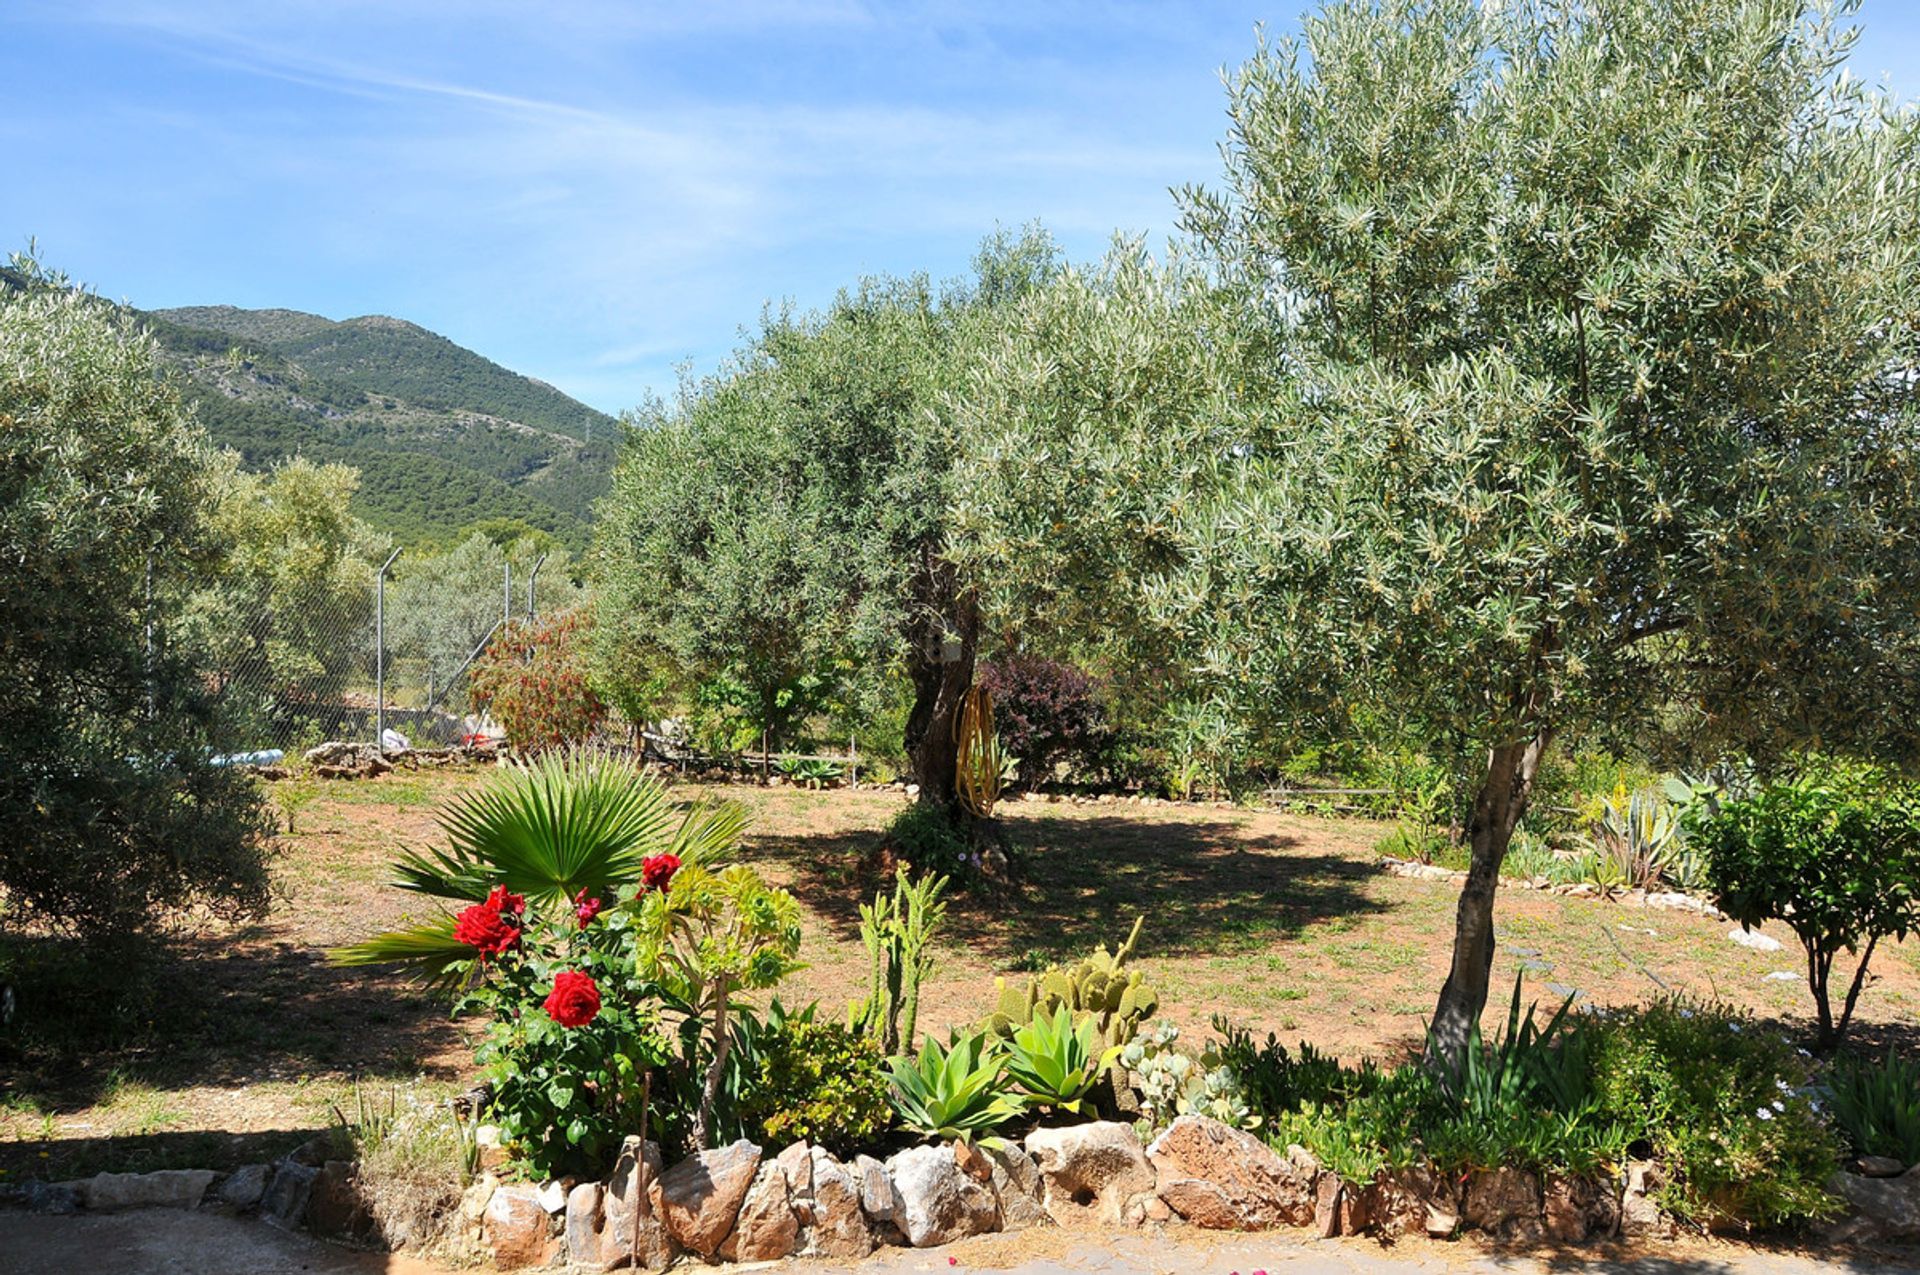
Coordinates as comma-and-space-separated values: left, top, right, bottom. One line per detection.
1772, 1099, 1786, 1112
1756, 1107, 1775, 1121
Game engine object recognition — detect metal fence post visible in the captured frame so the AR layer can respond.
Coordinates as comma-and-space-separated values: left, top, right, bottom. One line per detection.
526, 554, 547, 620
375, 547, 402, 750
504, 562, 512, 629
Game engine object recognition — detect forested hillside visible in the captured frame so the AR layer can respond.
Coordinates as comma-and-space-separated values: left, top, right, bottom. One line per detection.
141, 301, 618, 547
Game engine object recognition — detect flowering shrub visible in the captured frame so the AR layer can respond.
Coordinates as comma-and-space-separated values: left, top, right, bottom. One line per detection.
469, 609, 606, 754
977, 654, 1108, 789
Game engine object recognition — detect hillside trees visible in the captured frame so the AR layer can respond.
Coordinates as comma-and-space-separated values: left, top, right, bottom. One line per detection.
0, 258, 272, 937
594, 228, 1061, 819
953, 0, 1920, 1066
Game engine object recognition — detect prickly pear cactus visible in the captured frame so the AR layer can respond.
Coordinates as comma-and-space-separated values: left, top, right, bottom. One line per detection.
984, 916, 1158, 1054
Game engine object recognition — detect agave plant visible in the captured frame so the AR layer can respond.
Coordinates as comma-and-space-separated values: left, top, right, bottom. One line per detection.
1004, 1004, 1124, 1114
888, 1028, 1025, 1145
1580, 786, 1681, 891
331, 749, 747, 984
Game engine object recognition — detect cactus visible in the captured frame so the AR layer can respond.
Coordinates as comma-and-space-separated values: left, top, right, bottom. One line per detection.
849, 864, 947, 1055
984, 916, 1158, 1056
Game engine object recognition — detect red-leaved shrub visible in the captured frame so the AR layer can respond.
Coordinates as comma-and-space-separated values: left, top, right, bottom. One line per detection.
469, 609, 606, 753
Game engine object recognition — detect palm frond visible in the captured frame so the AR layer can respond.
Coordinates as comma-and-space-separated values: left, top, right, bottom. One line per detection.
328, 917, 475, 993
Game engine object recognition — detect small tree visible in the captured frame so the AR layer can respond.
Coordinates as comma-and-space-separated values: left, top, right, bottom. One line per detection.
1699, 760, 1920, 1052
470, 610, 606, 753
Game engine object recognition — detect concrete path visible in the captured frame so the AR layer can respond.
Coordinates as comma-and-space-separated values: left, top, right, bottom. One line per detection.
2, 1211, 1913, 1275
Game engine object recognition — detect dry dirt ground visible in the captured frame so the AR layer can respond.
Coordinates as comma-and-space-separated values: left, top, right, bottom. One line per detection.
4, 764, 1918, 1186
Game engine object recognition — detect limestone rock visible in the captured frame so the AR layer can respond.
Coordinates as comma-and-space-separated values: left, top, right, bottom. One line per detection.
1728, 926, 1783, 951
718, 1162, 800, 1263
1147, 1114, 1315, 1230
952, 1138, 993, 1182
887, 1143, 1002, 1248
82, 1169, 216, 1213
809, 1147, 876, 1259
1369, 1167, 1457, 1239
984, 1143, 1051, 1231
1313, 1175, 1342, 1237
1827, 1165, 1920, 1243
853, 1153, 897, 1223
566, 1182, 603, 1267
484, 1184, 555, 1270
658, 1138, 760, 1258
1465, 1166, 1541, 1240
1024, 1122, 1156, 1227
217, 1164, 271, 1210
1543, 1172, 1617, 1242
1619, 1160, 1673, 1240
1856, 1155, 1910, 1179
598, 1137, 674, 1271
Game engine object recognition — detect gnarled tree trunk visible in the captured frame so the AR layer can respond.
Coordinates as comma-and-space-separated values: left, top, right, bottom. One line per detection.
902, 557, 979, 821
1427, 728, 1552, 1074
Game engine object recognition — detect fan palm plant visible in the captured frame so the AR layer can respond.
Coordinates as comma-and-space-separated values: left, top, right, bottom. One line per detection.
331, 749, 746, 986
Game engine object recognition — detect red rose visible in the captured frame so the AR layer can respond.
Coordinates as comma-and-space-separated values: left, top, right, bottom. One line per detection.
453, 900, 520, 955
573, 889, 604, 928
484, 884, 526, 918
543, 970, 601, 1027
640, 853, 681, 892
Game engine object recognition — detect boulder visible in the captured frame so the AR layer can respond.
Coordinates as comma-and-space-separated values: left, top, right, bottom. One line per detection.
1464, 1166, 1541, 1240
658, 1138, 760, 1258
1147, 1114, 1316, 1230
1313, 1176, 1342, 1237
216, 1163, 271, 1210
984, 1143, 1051, 1231
484, 1184, 555, 1270
809, 1147, 877, 1259
1619, 1160, 1673, 1240
1827, 1165, 1920, 1243
886, 1143, 1002, 1248
82, 1169, 216, 1213
598, 1136, 674, 1270
566, 1182, 604, 1267
718, 1162, 800, 1263
1856, 1156, 1910, 1179
1543, 1172, 1617, 1242
1024, 1122, 1156, 1227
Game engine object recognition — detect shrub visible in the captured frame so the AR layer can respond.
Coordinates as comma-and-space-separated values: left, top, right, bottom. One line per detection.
1588, 998, 1839, 1228
1825, 1050, 1920, 1167
1208, 1017, 1353, 1124
977, 654, 1108, 789
470, 609, 606, 753
881, 802, 979, 880
1698, 758, 1920, 1051
736, 1016, 892, 1155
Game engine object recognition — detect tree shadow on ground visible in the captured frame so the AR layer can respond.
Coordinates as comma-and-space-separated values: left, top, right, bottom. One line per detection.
0, 927, 463, 1120
748, 810, 1391, 966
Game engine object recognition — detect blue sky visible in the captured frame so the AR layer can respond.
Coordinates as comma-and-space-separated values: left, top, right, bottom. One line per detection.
5, 1, 1918, 416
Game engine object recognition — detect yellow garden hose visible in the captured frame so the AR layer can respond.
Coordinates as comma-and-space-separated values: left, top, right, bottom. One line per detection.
953, 684, 1003, 818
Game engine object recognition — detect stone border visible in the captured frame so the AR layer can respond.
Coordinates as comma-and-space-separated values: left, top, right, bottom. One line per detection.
1378, 855, 1726, 918
9, 1117, 1913, 1261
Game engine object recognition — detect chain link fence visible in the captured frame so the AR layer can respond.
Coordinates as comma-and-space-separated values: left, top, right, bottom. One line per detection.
198, 551, 558, 756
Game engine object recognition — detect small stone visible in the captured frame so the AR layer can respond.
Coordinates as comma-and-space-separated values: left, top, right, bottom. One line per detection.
1728, 926, 1783, 952
217, 1164, 271, 1210
485, 1184, 555, 1270
809, 1147, 876, 1259
566, 1182, 604, 1267
853, 1154, 896, 1222
1426, 1203, 1459, 1238
983, 1143, 1051, 1232
658, 1139, 761, 1258
1620, 1160, 1673, 1239
1313, 1175, 1342, 1237
1856, 1156, 1910, 1179
536, 1178, 570, 1214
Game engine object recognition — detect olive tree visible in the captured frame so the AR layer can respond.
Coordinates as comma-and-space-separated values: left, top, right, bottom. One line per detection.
954, 0, 1920, 1066
595, 228, 1060, 816
0, 258, 272, 938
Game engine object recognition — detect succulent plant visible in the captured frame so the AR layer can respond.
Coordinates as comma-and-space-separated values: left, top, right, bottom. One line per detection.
983, 916, 1158, 1056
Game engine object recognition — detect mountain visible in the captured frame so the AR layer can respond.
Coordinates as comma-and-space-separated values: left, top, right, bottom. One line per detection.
137, 303, 620, 547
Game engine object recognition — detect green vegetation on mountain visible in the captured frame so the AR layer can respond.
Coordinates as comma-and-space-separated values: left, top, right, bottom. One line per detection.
131, 301, 616, 548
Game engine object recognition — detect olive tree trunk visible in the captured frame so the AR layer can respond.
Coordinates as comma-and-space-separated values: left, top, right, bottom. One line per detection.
901, 560, 979, 822
1427, 728, 1552, 1073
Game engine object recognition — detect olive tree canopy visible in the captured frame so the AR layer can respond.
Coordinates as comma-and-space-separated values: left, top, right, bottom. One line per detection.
954, 0, 1920, 1065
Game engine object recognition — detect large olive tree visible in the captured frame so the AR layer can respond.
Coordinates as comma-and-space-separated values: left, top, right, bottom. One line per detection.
0, 259, 272, 938
594, 228, 1061, 816
955, 0, 1920, 1066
